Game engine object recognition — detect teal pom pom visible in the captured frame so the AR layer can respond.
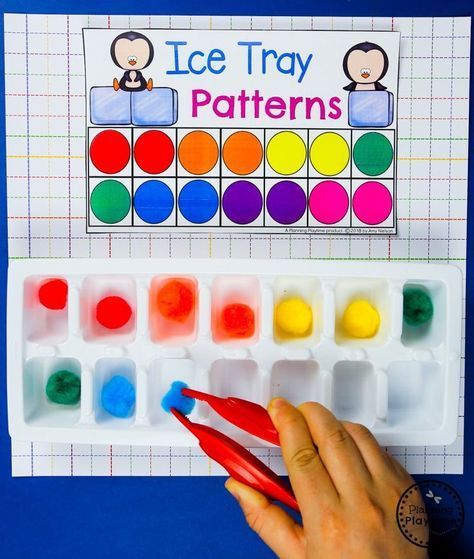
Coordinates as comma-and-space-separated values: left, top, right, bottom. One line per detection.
403, 288, 434, 327
101, 375, 136, 418
46, 370, 81, 405
161, 381, 195, 415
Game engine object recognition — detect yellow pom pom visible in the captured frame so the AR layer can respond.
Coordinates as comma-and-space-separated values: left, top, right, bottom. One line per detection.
342, 299, 380, 339
275, 297, 313, 338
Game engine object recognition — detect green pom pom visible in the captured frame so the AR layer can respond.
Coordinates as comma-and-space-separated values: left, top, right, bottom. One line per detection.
46, 370, 81, 405
403, 288, 434, 327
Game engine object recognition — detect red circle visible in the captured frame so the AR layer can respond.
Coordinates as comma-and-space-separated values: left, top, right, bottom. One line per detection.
96, 296, 132, 329
90, 130, 130, 174
134, 131, 175, 174
38, 278, 68, 310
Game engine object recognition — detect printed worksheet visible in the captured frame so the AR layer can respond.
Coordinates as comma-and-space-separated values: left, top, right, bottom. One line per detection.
83, 29, 399, 234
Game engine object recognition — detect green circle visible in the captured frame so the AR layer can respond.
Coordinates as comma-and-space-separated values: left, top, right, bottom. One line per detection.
353, 132, 393, 176
46, 370, 81, 405
90, 179, 131, 224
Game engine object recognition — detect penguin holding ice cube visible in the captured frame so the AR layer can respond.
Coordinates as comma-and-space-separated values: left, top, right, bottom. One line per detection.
111, 31, 154, 92
342, 42, 394, 127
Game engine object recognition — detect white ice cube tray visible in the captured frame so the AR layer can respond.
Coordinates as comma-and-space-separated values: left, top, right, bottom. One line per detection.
8, 258, 462, 447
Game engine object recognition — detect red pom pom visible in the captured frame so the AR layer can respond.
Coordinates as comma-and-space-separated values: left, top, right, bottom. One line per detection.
38, 278, 68, 310
96, 296, 132, 329
221, 303, 255, 338
156, 279, 195, 323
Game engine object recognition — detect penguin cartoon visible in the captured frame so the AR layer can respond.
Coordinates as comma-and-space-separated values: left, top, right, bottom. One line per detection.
342, 42, 389, 91
110, 31, 154, 92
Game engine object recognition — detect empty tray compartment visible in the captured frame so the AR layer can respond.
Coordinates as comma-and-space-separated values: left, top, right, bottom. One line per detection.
332, 361, 377, 426
270, 360, 324, 406
387, 360, 444, 430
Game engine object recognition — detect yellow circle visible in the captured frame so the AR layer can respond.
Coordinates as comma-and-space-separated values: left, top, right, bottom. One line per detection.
275, 297, 313, 338
310, 132, 350, 176
266, 131, 307, 175
342, 299, 380, 339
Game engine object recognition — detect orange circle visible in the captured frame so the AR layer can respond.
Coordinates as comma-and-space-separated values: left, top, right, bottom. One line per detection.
178, 131, 219, 175
223, 131, 263, 175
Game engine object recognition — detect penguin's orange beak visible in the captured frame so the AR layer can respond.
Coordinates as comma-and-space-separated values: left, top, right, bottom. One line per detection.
129, 60, 137, 66
361, 72, 370, 79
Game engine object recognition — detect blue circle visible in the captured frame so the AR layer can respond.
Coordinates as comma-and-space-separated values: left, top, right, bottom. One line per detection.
178, 180, 219, 224
133, 180, 174, 224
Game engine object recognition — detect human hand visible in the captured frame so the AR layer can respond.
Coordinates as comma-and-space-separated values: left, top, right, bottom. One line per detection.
225, 399, 428, 559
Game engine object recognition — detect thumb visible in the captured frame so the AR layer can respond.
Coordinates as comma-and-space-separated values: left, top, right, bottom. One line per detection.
225, 478, 305, 559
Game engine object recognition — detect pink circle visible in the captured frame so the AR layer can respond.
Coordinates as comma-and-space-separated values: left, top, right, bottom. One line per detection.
309, 181, 349, 224
353, 181, 392, 225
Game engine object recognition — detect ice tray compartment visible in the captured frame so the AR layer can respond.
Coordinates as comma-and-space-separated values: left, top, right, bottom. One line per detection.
401, 281, 446, 348
8, 259, 462, 447
211, 276, 260, 346
209, 359, 260, 439
209, 359, 260, 402
149, 276, 198, 345
23, 357, 81, 427
23, 276, 68, 344
81, 275, 136, 343
148, 358, 198, 426
335, 278, 390, 347
273, 276, 322, 346
270, 360, 325, 406
93, 358, 136, 425
387, 361, 444, 430
332, 361, 377, 426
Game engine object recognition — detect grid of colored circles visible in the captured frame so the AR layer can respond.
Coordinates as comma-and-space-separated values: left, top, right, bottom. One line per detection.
88, 129, 394, 226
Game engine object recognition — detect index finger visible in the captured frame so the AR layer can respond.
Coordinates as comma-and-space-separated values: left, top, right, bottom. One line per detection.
268, 398, 338, 520
298, 402, 373, 497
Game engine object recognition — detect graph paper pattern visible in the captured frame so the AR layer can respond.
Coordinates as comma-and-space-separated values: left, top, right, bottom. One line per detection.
4, 14, 470, 476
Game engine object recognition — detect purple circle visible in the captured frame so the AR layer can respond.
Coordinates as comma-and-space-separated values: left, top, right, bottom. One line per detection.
266, 181, 307, 225
222, 180, 263, 224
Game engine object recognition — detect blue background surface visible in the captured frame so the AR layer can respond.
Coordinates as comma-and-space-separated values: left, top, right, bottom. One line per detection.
0, 1, 472, 557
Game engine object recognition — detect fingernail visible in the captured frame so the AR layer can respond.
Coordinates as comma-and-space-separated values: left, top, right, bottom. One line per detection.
270, 397, 288, 409
268, 398, 288, 419
268, 397, 287, 413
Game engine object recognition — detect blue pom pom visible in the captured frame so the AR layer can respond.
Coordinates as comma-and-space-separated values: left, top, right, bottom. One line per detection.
101, 375, 136, 418
161, 381, 195, 415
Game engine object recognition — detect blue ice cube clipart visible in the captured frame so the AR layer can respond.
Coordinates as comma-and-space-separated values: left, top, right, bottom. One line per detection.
90, 86, 178, 126
348, 90, 394, 128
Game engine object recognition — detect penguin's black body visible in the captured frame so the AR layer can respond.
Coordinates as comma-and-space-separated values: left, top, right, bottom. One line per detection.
118, 70, 147, 92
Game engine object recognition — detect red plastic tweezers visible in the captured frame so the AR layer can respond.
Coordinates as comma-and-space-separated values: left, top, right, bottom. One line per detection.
171, 387, 299, 512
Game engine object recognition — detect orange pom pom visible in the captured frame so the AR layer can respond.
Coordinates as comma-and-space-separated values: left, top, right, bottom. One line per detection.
221, 303, 255, 338
156, 279, 195, 323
